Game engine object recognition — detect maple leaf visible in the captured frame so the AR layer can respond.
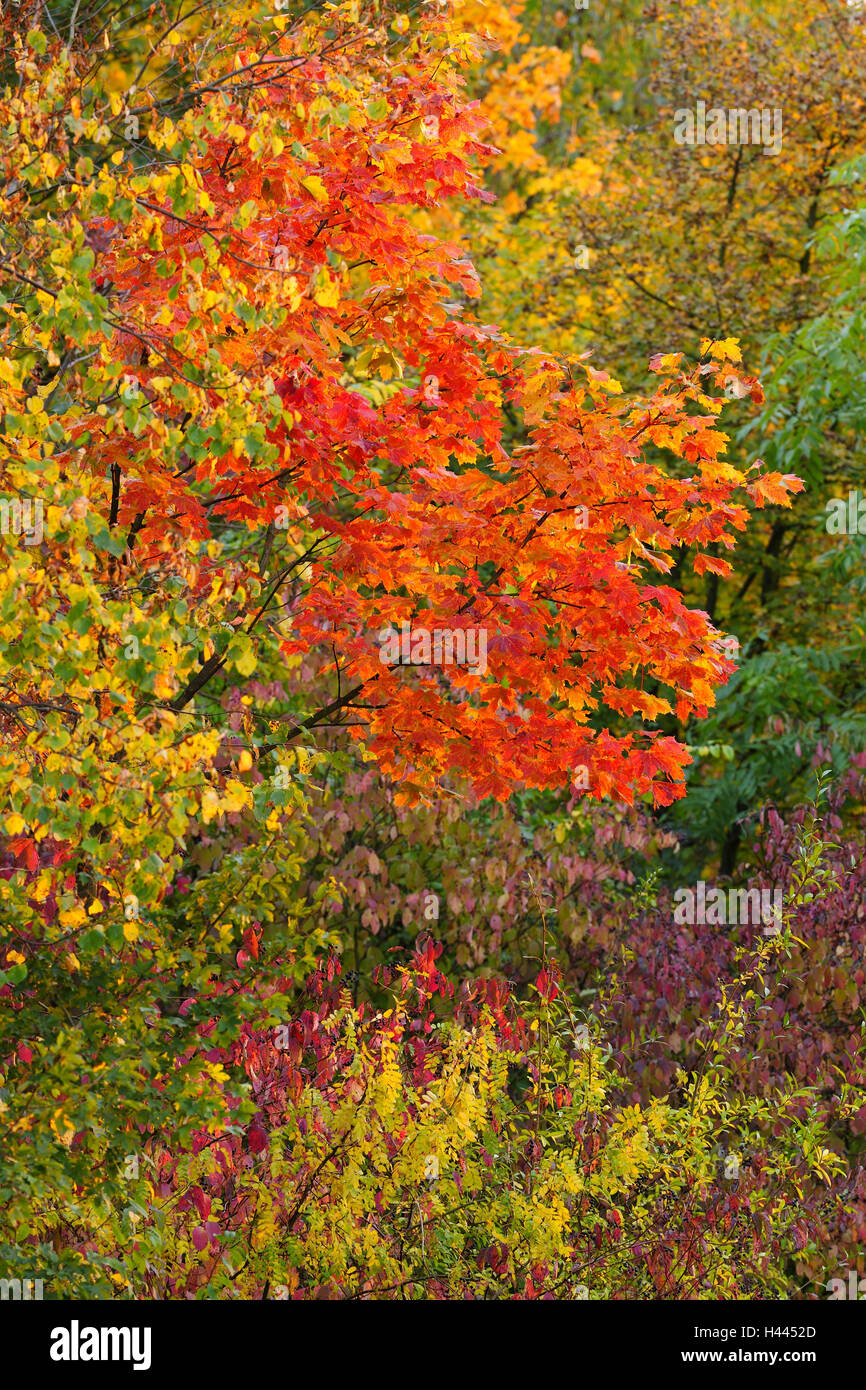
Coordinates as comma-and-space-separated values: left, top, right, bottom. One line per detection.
700, 337, 742, 362
749, 472, 804, 508
693, 553, 733, 577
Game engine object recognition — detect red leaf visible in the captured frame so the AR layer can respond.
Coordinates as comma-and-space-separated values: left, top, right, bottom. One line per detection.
189, 1185, 211, 1220
247, 1125, 268, 1154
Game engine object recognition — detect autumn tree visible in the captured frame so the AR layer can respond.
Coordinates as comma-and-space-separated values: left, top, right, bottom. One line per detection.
0, 0, 819, 1297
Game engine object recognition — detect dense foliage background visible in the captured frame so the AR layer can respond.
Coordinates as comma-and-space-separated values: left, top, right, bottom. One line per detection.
1, 0, 865, 1300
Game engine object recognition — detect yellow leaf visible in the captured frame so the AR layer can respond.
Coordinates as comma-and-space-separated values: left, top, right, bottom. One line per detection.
314, 269, 341, 308
221, 779, 251, 813
153, 670, 175, 699
284, 275, 303, 311
59, 907, 88, 928
4, 813, 26, 835
300, 175, 329, 204
700, 337, 742, 363
51, 1110, 75, 1146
